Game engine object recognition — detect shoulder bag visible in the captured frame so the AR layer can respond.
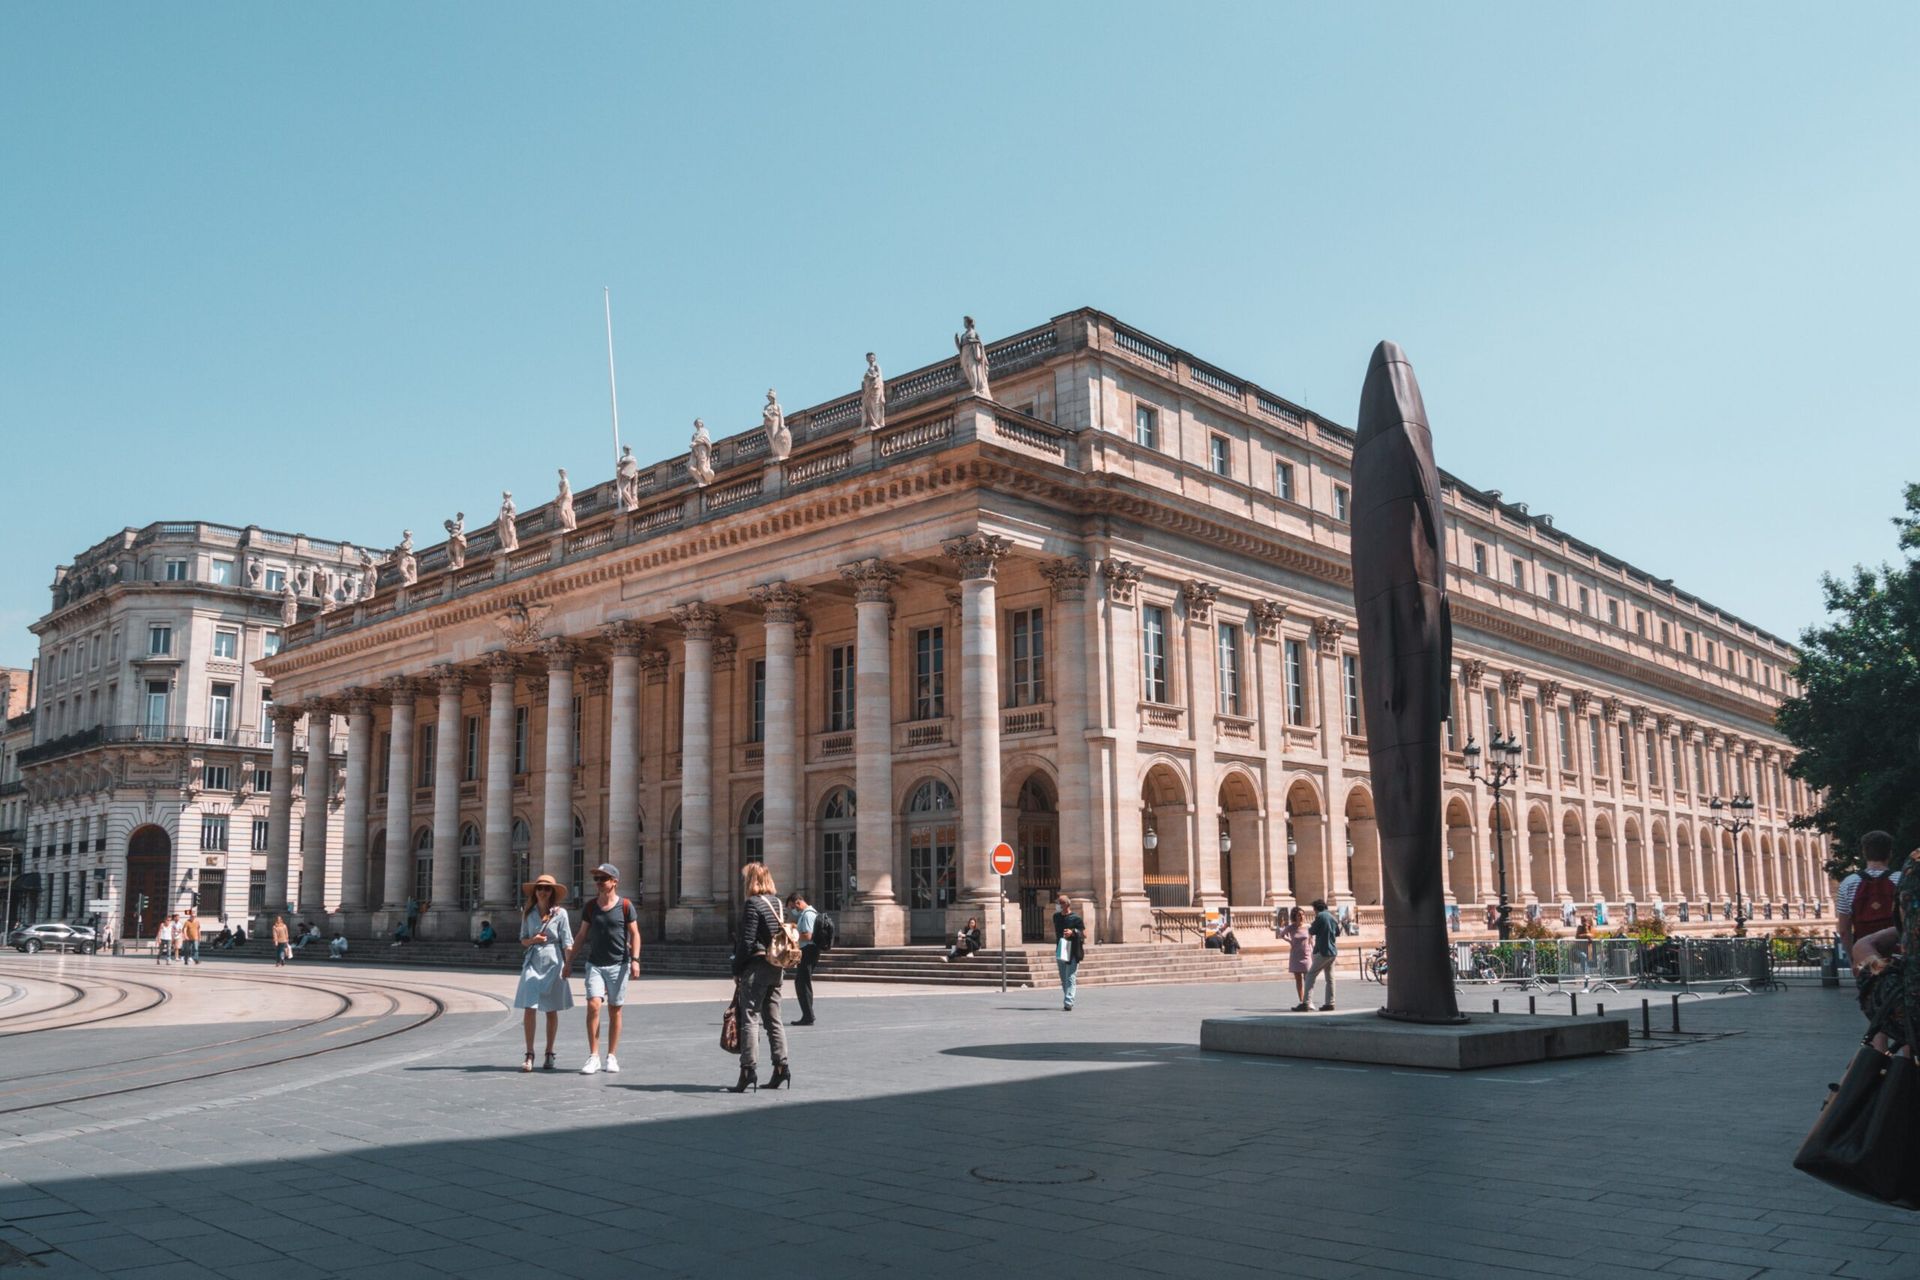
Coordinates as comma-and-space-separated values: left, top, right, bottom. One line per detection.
1793, 1037, 1918, 1208
720, 983, 743, 1055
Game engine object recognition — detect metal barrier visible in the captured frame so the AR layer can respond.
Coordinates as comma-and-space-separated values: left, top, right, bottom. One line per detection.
1441, 935, 1795, 994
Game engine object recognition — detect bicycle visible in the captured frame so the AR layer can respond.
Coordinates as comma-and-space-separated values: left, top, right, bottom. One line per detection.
1365, 944, 1389, 984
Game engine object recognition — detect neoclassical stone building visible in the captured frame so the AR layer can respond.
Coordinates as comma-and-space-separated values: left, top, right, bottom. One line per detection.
257, 309, 1830, 947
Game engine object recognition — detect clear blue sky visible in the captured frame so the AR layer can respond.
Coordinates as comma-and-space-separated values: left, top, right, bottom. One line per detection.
3, 2, 1914, 670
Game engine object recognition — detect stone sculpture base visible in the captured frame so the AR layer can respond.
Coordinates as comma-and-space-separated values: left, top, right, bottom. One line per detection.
1200, 1012, 1627, 1071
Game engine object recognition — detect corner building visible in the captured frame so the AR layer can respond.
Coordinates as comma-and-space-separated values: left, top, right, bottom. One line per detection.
258, 309, 1831, 947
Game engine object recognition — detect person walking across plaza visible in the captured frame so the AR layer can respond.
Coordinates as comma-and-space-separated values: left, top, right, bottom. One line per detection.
180, 910, 202, 966
1837, 830, 1902, 970
1053, 893, 1085, 1012
513, 874, 574, 1072
788, 890, 819, 1026
1306, 898, 1340, 1011
156, 914, 175, 964
728, 862, 791, 1093
271, 915, 290, 966
564, 863, 640, 1074
1280, 906, 1313, 1011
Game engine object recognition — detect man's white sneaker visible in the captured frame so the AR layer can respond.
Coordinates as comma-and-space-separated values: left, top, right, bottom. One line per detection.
604, 1054, 620, 1073
580, 1055, 601, 1075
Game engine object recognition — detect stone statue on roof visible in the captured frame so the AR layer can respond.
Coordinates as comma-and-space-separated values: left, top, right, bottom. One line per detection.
860, 353, 886, 432
763, 389, 790, 462
955, 315, 990, 399
394, 530, 417, 587
497, 491, 520, 554
444, 512, 467, 570
688, 419, 715, 487
615, 446, 642, 512
555, 469, 577, 533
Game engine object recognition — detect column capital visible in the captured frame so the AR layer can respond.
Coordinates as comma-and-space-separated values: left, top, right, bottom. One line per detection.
839, 557, 901, 604
603, 620, 650, 656
382, 674, 423, 702
793, 617, 813, 658
749, 582, 810, 625
305, 696, 340, 719
1656, 713, 1674, 735
578, 664, 609, 695
1570, 689, 1592, 716
270, 704, 303, 730
537, 638, 578, 672
942, 532, 1012, 582
1250, 599, 1286, 640
345, 689, 377, 717
1038, 556, 1091, 601
1458, 657, 1487, 689
671, 602, 721, 639
1100, 558, 1143, 604
1628, 704, 1649, 728
525, 673, 549, 699
1539, 679, 1563, 706
1181, 580, 1220, 625
1500, 669, 1526, 698
482, 650, 521, 684
432, 662, 467, 696
1312, 616, 1346, 649
639, 650, 671, 682
712, 635, 739, 671
1599, 695, 1621, 722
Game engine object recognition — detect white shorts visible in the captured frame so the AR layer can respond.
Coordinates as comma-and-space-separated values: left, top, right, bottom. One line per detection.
584, 962, 629, 1006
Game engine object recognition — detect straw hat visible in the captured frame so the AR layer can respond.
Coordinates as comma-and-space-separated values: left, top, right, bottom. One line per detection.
522, 873, 568, 904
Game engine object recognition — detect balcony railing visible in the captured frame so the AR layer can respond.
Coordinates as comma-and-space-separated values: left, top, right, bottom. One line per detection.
19, 723, 276, 767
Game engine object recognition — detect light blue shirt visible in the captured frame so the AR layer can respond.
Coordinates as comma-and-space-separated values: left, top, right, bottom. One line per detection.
794, 906, 819, 941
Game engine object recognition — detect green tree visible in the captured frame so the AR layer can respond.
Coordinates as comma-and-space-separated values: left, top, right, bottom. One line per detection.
1777, 483, 1920, 876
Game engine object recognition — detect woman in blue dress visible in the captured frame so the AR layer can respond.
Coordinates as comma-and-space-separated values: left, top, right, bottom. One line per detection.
514, 874, 574, 1072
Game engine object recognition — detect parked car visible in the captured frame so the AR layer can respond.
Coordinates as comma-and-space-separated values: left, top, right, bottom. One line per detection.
8, 923, 99, 955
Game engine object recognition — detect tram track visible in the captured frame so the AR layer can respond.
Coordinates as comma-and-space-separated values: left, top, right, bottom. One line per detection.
0, 960, 510, 1118
0, 970, 168, 1037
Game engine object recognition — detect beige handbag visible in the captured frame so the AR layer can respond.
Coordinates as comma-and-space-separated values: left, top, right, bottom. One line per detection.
763, 895, 804, 970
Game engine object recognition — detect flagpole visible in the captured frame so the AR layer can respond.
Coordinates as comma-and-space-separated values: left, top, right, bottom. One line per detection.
603, 286, 622, 464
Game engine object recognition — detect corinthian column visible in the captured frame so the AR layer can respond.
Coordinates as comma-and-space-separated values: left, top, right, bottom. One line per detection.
481, 653, 518, 909
539, 640, 577, 887
338, 690, 375, 927
751, 584, 806, 893
667, 603, 722, 941
299, 702, 334, 917
841, 558, 903, 945
262, 704, 299, 922
1042, 557, 1098, 928
605, 623, 645, 890
428, 664, 465, 933
944, 533, 1020, 941
381, 677, 418, 916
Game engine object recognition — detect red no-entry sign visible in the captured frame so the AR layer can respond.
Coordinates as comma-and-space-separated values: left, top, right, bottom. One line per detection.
991, 842, 1015, 876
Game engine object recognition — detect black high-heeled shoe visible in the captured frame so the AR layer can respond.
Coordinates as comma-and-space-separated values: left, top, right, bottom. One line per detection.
727, 1065, 758, 1094
766, 1064, 791, 1090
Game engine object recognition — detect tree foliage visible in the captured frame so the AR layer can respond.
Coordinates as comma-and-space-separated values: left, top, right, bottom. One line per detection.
1777, 483, 1920, 877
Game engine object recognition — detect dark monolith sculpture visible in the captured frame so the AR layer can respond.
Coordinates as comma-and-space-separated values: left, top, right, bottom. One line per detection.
1351, 342, 1465, 1024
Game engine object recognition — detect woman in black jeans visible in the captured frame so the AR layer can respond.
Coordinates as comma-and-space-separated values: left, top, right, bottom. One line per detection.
730, 861, 792, 1093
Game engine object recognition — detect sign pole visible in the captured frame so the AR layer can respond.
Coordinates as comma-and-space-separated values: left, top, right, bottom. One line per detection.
989, 842, 1016, 995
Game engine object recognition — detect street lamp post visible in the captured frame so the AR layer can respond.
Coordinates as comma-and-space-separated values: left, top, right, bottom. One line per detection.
1464, 733, 1524, 940
1708, 794, 1756, 937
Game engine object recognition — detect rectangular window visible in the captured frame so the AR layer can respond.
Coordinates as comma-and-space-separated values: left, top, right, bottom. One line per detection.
1333, 484, 1350, 523
1660, 621, 1671, 646
1209, 435, 1230, 477
1341, 654, 1361, 734
1134, 404, 1158, 449
148, 625, 173, 656
464, 715, 480, 781
208, 683, 234, 741
1607, 600, 1620, 627
749, 661, 767, 744
1647, 731, 1660, 786
1511, 561, 1527, 591
203, 765, 231, 791
1141, 607, 1169, 704
110, 629, 121, 661
1472, 543, 1487, 576
913, 627, 946, 720
1636, 610, 1647, 637
164, 559, 189, 581
1284, 639, 1307, 726
417, 724, 435, 788
1546, 574, 1560, 604
1618, 723, 1633, 782
1484, 689, 1501, 741
1589, 717, 1604, 775
827, 644, 855, 732
264, 568, 286, 593
1557, 707, 1574, 771
1713, 750, 1725, 795
1216, 623, 1242, 716
1704, 639, 1714, 664
209, 558, 235, 586
513, 707, 529, 774
201, 814, 228, 851
262, 631, 281, 657
259, 690, 274, 744
1683, 633, 1694, 656
377, 731, 392, 793
1445, 682, 1457, 750
90, 634, 102, 668
1692, 743, 1704, 792
212, 629, 239, 660
252, 817, 272, 852
253, 767, 271, 793
1523, 700, 1539, 763
145, 681, 168, 730
1275, 460, 1295, 502
250, 869, 267, 913
1009, 608, 1046, 707
1578, 586, 1590, 614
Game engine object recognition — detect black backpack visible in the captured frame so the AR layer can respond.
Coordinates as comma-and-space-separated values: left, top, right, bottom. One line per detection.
811, 912, 835, 953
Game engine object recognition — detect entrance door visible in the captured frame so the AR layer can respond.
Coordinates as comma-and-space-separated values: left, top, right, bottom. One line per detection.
123, 825, 171, 938
905, 782, 957, 943
198, 869, 227, 921
1015, 777, 1059, 943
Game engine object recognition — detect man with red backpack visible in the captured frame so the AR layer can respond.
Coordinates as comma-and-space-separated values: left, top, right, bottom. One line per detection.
564, 862, 641, 1075
1837, 831, 1901, 972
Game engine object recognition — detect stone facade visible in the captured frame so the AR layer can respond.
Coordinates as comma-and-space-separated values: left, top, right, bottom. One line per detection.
16, 522, 364, 934
256, 309, 1831, 946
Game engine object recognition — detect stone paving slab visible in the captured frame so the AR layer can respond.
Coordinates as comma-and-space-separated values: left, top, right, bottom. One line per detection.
0, 971, 1910, 1278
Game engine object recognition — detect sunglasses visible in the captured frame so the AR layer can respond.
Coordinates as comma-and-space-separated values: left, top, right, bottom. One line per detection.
592, 875, 613, 883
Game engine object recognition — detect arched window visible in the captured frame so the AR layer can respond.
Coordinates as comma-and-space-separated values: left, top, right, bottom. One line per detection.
413, 827, 433, 908
819, 788, 856, 912
740, 795, 764, 868
906, 780, 957, 912
511, 818, 531, 890
458, 823, 481, 909
571, 814, 587, 903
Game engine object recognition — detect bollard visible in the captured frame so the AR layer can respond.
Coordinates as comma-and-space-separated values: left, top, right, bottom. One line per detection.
1529, 996, 1537, 1015
1492, 999, 1501, 1015
1671, 993, 1682, 1034
1597, 1004, 1605, 1018
1820, 941, 1841, 989
1641, 999, 1651, 1040
1570, 994, 1579, 1017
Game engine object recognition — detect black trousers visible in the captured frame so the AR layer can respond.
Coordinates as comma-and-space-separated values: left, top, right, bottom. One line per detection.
795, 945, 819, 1020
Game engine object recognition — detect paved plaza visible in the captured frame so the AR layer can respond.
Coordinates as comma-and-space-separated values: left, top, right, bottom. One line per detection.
1, 955, 1915, 1279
